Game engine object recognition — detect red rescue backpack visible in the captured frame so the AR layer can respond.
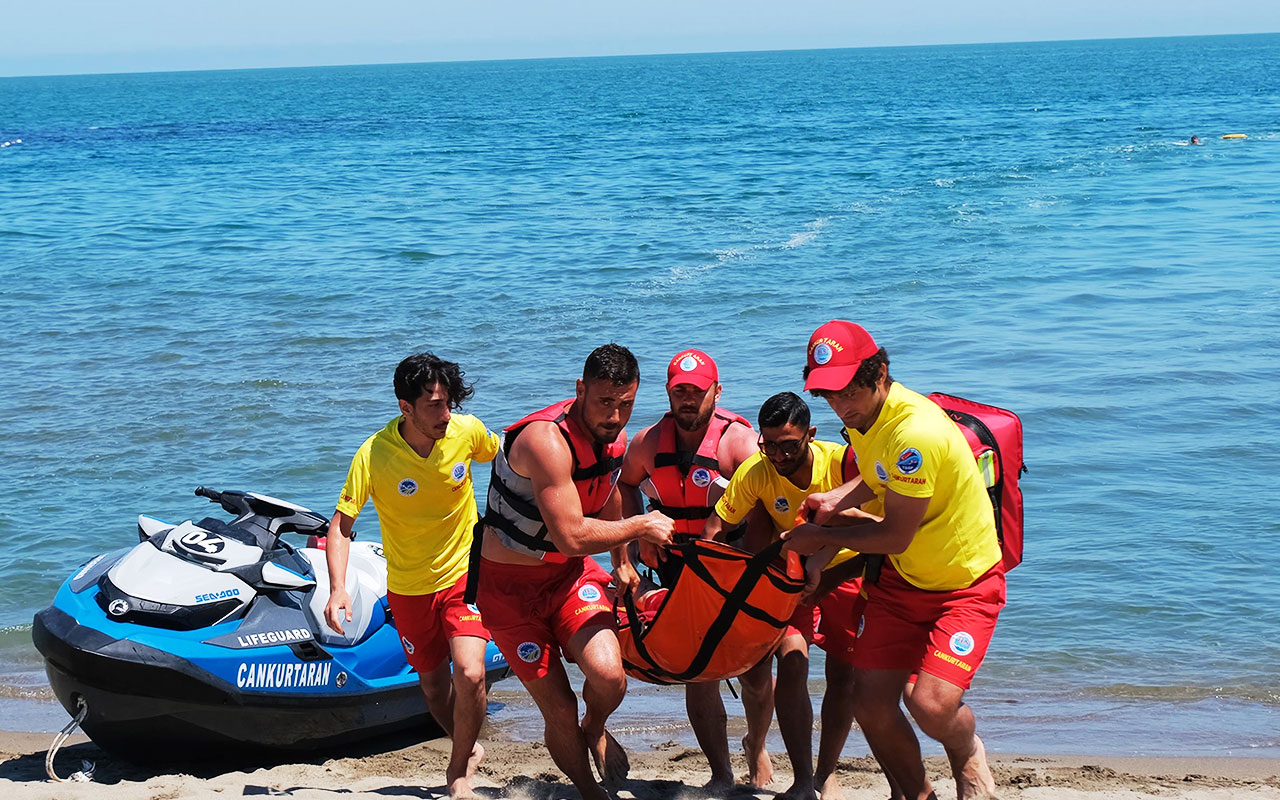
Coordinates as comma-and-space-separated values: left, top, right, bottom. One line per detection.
928, 393, 1025, 572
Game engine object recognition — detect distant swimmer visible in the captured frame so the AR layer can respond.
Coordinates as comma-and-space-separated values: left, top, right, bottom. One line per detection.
1190, 136, 1201, 145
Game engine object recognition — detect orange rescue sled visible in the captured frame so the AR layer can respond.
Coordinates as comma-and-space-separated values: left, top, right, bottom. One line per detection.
617, 539, 805, 685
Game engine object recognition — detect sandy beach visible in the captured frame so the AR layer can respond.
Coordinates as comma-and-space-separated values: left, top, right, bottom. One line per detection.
4, 725, 1278, 800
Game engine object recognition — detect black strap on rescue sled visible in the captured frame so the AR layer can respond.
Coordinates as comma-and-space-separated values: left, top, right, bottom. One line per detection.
620, 538, 800, 684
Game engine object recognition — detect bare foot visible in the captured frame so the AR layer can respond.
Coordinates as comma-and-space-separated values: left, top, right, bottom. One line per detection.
466, 742, 485, 779
741, 734, 773, 789
587, 728, 630, 788
447, 776, 478, 799
817, 772, 845, 800
953, 734, 998, 800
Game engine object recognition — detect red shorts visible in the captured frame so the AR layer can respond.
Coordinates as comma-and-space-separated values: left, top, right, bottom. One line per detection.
852, 565, 1005, 690
475, 556, 615, 682
387, 574, 491, 672
813, 579, 866, 666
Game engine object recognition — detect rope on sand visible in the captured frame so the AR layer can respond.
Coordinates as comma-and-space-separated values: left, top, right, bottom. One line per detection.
46, 697, 95, 783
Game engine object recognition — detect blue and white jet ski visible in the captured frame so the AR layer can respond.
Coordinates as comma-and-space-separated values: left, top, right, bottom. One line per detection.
32, 486, 509, 759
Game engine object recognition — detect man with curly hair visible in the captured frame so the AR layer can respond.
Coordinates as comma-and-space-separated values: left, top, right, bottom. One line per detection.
325, 352, 499, 799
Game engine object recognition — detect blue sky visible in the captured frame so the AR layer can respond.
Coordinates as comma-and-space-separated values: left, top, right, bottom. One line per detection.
3, 0, 1280, 77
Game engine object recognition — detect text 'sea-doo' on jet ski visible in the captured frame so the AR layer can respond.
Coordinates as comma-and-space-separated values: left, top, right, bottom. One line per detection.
32, 486, 509, 760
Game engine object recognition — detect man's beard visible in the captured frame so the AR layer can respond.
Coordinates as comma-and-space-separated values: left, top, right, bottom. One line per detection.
674, 406, 712, 432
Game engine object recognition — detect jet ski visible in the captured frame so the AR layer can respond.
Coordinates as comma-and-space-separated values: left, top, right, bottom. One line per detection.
32, 486, 510, 759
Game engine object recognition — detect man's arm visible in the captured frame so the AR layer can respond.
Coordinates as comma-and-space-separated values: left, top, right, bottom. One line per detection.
323, 511, 356, 634
514, 421, 673, 556
617, 423, 655, 519
801, 478, 876, 524
782, 488, 929, 556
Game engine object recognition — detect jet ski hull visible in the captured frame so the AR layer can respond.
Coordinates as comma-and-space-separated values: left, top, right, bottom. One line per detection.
34, 583, 510, 759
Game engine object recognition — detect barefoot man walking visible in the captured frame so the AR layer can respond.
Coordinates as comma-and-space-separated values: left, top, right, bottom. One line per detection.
326, 352, 499, 798
784, 321, 1005, 800
470, 344, 675, 800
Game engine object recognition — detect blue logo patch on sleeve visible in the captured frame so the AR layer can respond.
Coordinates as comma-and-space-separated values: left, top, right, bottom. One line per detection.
896, 448, 922, 475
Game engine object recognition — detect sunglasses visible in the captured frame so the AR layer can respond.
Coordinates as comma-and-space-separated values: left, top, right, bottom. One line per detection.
758, 436, 807, 458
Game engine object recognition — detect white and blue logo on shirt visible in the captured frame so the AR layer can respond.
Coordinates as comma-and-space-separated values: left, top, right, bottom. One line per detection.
896, 448, 922, 475
451, 462, 467, 482
577, 584, 602, 603
874, 462, 888, 482
691, 467, 712, 488
774, 497, 790, 514
398, 478, 418, 497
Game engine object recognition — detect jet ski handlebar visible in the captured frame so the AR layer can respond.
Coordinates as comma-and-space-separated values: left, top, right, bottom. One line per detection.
193, 486, 329, 539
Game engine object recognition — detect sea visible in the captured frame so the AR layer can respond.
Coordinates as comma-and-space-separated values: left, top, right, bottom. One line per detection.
2, 33, 1278, 759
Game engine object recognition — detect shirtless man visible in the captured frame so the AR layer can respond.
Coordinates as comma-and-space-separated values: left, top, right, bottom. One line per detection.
471, 344, 675, 800
615, 348, 768, 790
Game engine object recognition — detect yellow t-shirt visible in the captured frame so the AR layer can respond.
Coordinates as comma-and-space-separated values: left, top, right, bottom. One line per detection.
715, 439, 858, 569
844, 382, 1000, 591
337, 414, 500, 595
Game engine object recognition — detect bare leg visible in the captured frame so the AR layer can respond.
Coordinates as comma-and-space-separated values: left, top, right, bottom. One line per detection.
737, 657, 775, 788
815, 657, 855, 800
686, 681, 733, 790
521, 657, 610, 800
852, 668, 935, 800
443, 636, 489, 798
774, 635, 816, 800
904, 673, 996, 800
567, 623, 630, 788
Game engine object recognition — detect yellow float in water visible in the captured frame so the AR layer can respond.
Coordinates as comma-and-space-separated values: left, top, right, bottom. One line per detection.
1222, 133, 1248, 139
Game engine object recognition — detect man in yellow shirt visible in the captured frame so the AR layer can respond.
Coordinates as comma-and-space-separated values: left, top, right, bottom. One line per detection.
324, 352, 499, 799
784, 321, 1004, 800
704, 392, 865, 800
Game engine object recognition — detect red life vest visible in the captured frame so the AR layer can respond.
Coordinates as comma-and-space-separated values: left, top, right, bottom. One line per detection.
483, 398, 625, 561
645, 408, 752, 536
928, 393, 1025, 572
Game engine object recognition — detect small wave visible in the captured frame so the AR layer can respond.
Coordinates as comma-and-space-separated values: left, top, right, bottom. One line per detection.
241, 379, 287, 389
0, 683, 54, 701
1083, 683, 1280, 706
780, 217, 828, 249
934, 177, 956, 188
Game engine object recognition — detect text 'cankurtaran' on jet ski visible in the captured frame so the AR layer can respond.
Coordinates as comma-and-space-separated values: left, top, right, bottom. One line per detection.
33, 486, 510, 760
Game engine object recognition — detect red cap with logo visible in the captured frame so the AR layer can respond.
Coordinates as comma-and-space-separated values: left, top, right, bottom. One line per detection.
803, 320, 879, 392
666, 349, 718, 390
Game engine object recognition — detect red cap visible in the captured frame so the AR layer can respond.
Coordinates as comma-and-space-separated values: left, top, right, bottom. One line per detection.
666, 349, 718, 390
803, 320, 879, 392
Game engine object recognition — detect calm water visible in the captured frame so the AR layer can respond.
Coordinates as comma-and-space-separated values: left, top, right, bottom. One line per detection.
2, 34, 1279, 757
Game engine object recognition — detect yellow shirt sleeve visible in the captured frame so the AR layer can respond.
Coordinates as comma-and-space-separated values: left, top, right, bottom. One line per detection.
336, 437, 374, 519
715, 454, 764, 526
471, 417, 500, 463
884, 422, 941, 500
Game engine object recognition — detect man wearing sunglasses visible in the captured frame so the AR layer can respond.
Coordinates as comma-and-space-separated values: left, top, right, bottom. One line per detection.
702, 392, 865, 800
